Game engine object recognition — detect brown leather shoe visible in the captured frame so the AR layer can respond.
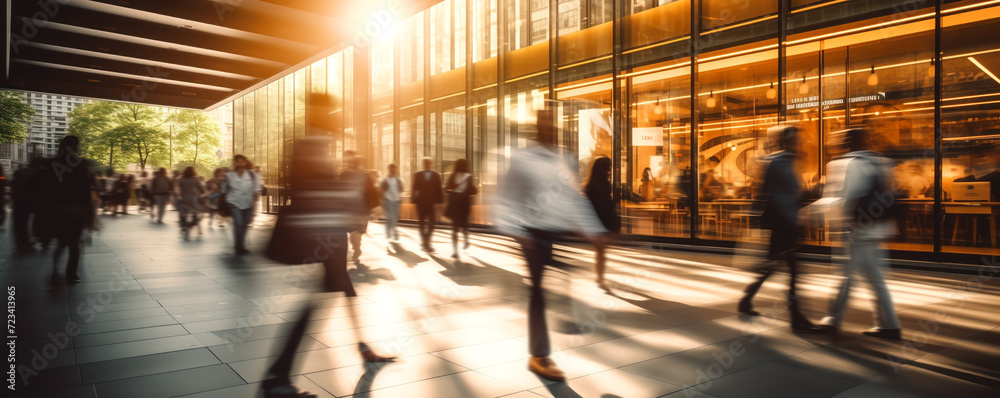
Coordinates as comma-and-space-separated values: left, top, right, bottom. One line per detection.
358, 342, 396, 363
528, 356, 566, 381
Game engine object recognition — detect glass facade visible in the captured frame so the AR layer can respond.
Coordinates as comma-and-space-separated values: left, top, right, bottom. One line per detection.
229, 0, 1000, 259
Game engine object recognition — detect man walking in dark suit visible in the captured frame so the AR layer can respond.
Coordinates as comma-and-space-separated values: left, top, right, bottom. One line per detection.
412, 157, 444, 252
738, 125, 821, 333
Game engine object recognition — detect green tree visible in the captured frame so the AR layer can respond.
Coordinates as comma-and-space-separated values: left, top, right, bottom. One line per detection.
167, 110, 222, 176
69, 101, 127, 169
69, 101, 167, 170
114, 104, 166, 171
0, 90, 34, 143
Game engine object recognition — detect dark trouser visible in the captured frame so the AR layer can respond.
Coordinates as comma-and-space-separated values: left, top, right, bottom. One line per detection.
13, 202, 31, 248
741, 228, 808, 324
267, 236, 349, 386
180, 205, 200, 230
523, 229, 557, 357
417, 205, 436, 248
54, 228, 83, 279
265, 303, 314, 388
154, 194, 169, 222
229, 207, 253, 251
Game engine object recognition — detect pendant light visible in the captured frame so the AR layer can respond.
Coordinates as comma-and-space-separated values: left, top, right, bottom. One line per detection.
706, 90, 716, 108
867, 65, 879, 86
766, 82, 776, 99
928, 58, 936, 78
654, 97, 664, 115
799, 76, 809, 95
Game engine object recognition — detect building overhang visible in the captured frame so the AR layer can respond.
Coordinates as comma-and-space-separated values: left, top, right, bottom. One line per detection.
1, 0, 440, 110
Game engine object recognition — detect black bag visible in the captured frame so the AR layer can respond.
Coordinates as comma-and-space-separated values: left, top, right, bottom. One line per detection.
266, 178, 368, 265
216, 192, 230, 217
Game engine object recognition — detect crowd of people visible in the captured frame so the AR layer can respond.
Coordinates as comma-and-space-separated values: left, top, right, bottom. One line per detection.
9, 97, 906, 397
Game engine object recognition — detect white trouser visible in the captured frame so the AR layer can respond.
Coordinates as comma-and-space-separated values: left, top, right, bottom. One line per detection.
823, 239, 901, 330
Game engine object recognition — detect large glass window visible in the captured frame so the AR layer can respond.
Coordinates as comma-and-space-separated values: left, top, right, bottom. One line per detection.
941, 6, 1000, 256
473, 0, 497, 62
455, 0, 468, 68
697, 43, 779, 241
400, 14, 424, 86
507, 0, 548, 50
625, 61, 692, 238
221, 0, 1000, 261
431, 1, 452, 75
701, 0, 775, 31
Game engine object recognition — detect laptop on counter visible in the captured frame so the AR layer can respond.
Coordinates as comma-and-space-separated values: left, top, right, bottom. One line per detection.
952, 181, 991, 202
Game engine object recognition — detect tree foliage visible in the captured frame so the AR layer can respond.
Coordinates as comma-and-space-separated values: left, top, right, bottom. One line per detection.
69, 101, 129, 169
0, 90, 35, 144
166, 110, 223, 176
69, 102, 223, 174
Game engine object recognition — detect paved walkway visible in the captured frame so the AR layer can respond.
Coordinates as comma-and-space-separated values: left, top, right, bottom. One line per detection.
2, 209, 998, 397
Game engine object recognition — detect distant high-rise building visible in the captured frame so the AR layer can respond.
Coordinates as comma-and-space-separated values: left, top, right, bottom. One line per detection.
1, 92, 90, 170
208, 102, 234, 162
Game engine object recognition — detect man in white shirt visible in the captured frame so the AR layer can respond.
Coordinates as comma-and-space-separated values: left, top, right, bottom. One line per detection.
495, 110, 607, 381
222, 154, 260, 255
381, 163, 404, 242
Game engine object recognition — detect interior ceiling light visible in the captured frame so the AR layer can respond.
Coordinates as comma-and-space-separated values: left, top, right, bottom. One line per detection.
178, 24, 195, 29
706, 90, 716, 108
766, 82, 776, 99
929, 58, 936, 78
969, 56, 1000, 86
799, 76, 809, 95
653, 97, 664, 115
867, 65, 879, 86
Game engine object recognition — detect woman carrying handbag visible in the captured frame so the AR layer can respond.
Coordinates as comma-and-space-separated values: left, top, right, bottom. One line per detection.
444, 158, 477, 259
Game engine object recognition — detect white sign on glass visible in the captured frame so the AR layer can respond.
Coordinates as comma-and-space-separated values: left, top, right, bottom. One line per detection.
632, 127, 663, 146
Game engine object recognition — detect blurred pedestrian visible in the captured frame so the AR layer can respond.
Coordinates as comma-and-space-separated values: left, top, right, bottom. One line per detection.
736, 125, 822, 333
585, 156, 619, 292
222, 155, 260, 255
495, 109, 607, 381
42, 136, 95, 284
177, 166, 206, 240
205, 168, 226, 229
444, 158, 476, 259
261, 94, 393, 398
0, 163, 6, 228
412, 157, 443, 252
171, 169, 182, 215
150, 168, 173, 223
112, 174, 133, 215
12, 158, 44, 252
99, 169, 114, 213
340, 154, 379, 262
136, 171, 150, 213
380, 163, 404, 243
817, 127, 903, 340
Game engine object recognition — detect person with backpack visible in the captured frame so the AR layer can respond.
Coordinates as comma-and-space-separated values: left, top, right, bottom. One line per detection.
816, 127, 903, 340
736, 125, 823, 334
221, 154, 260, 255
